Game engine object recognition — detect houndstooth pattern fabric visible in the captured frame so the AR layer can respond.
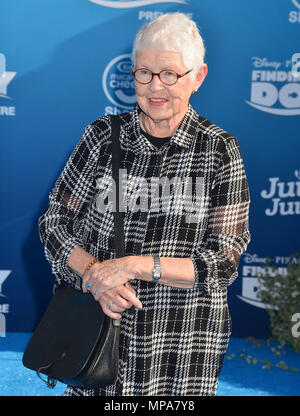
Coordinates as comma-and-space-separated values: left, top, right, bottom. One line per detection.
38, 104, 251, 396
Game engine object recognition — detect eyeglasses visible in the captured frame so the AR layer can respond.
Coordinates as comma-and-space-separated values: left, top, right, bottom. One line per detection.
131, 68, 193, 86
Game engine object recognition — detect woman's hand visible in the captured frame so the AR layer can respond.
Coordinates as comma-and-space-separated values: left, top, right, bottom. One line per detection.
97, 281, 142, 320
85, 281, 142, 319
82, 256, 137, 295
81, 256, 143, 318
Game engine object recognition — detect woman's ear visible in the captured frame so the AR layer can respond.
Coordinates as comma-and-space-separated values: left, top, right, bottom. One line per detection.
193, 64, 208, 92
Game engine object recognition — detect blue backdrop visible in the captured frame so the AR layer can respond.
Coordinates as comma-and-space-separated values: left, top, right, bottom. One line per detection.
1, 0, 299, 337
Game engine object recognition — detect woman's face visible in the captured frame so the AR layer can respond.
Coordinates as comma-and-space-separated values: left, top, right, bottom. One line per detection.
134, 48, 206, 124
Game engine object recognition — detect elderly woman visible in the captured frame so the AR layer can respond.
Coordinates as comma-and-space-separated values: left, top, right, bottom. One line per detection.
38, 13, 250, 396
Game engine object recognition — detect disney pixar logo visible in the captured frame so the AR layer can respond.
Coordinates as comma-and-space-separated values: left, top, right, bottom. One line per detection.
246, 55, 300, 116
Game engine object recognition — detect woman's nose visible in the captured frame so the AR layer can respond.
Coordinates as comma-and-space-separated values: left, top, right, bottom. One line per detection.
149, 74, 165, 91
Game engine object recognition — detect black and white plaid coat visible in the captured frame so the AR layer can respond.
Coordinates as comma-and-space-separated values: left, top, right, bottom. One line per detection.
38, 103, 251, 396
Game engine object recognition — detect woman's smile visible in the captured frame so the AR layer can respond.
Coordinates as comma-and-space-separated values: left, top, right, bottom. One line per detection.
148, 97, 169, 106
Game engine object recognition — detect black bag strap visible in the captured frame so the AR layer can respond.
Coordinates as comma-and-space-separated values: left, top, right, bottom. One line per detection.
110, 115, 125, 329
110, 115, 125, 259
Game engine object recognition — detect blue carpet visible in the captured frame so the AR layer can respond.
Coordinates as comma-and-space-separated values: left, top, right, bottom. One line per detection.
0, 333, 299, 396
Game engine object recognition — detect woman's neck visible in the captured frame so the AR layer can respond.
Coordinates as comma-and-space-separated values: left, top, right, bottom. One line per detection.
140, 111, 185, 138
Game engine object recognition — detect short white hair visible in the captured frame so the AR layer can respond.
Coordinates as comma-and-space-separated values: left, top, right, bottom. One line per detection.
132, 13, 206, 78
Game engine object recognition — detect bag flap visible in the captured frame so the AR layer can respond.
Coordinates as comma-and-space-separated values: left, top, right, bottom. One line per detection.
22, 287, 107, 379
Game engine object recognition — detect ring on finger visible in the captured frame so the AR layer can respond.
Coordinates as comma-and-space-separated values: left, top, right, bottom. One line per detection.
108, 302, 114, 311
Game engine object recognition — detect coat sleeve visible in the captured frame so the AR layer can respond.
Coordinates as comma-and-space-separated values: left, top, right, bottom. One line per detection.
38, 124, 104, 288
190, 137, 251, 293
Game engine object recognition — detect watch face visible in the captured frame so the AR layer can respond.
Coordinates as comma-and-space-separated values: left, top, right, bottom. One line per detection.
152, 258, 161, 281
153, 268, 161, 280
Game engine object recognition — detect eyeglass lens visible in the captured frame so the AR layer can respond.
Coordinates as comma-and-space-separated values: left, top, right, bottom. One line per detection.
134, 69, 178, 85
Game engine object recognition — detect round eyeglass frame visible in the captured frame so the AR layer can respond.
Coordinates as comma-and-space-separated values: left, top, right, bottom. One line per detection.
131, 68, 193, 86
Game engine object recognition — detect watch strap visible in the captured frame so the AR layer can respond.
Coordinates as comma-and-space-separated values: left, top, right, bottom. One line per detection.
152, 256, 161, 282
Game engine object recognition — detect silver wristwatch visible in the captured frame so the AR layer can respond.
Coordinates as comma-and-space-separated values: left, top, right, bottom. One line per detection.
152, 256, 161, 282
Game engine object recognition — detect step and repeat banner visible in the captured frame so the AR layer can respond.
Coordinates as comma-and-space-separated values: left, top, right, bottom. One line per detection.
1, 0, 299, 336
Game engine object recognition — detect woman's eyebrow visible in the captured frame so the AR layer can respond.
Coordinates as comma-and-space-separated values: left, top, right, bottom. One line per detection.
136, 64, 181, 71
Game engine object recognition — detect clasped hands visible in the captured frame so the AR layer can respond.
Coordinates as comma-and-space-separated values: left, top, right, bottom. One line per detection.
81, 256, 143, 320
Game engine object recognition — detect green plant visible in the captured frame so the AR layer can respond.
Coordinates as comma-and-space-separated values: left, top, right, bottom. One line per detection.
256, 254, 300, 353
225, 337, 300, 372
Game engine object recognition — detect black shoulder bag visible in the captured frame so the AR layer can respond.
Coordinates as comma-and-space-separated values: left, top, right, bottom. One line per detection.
22, 115, 125, 389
